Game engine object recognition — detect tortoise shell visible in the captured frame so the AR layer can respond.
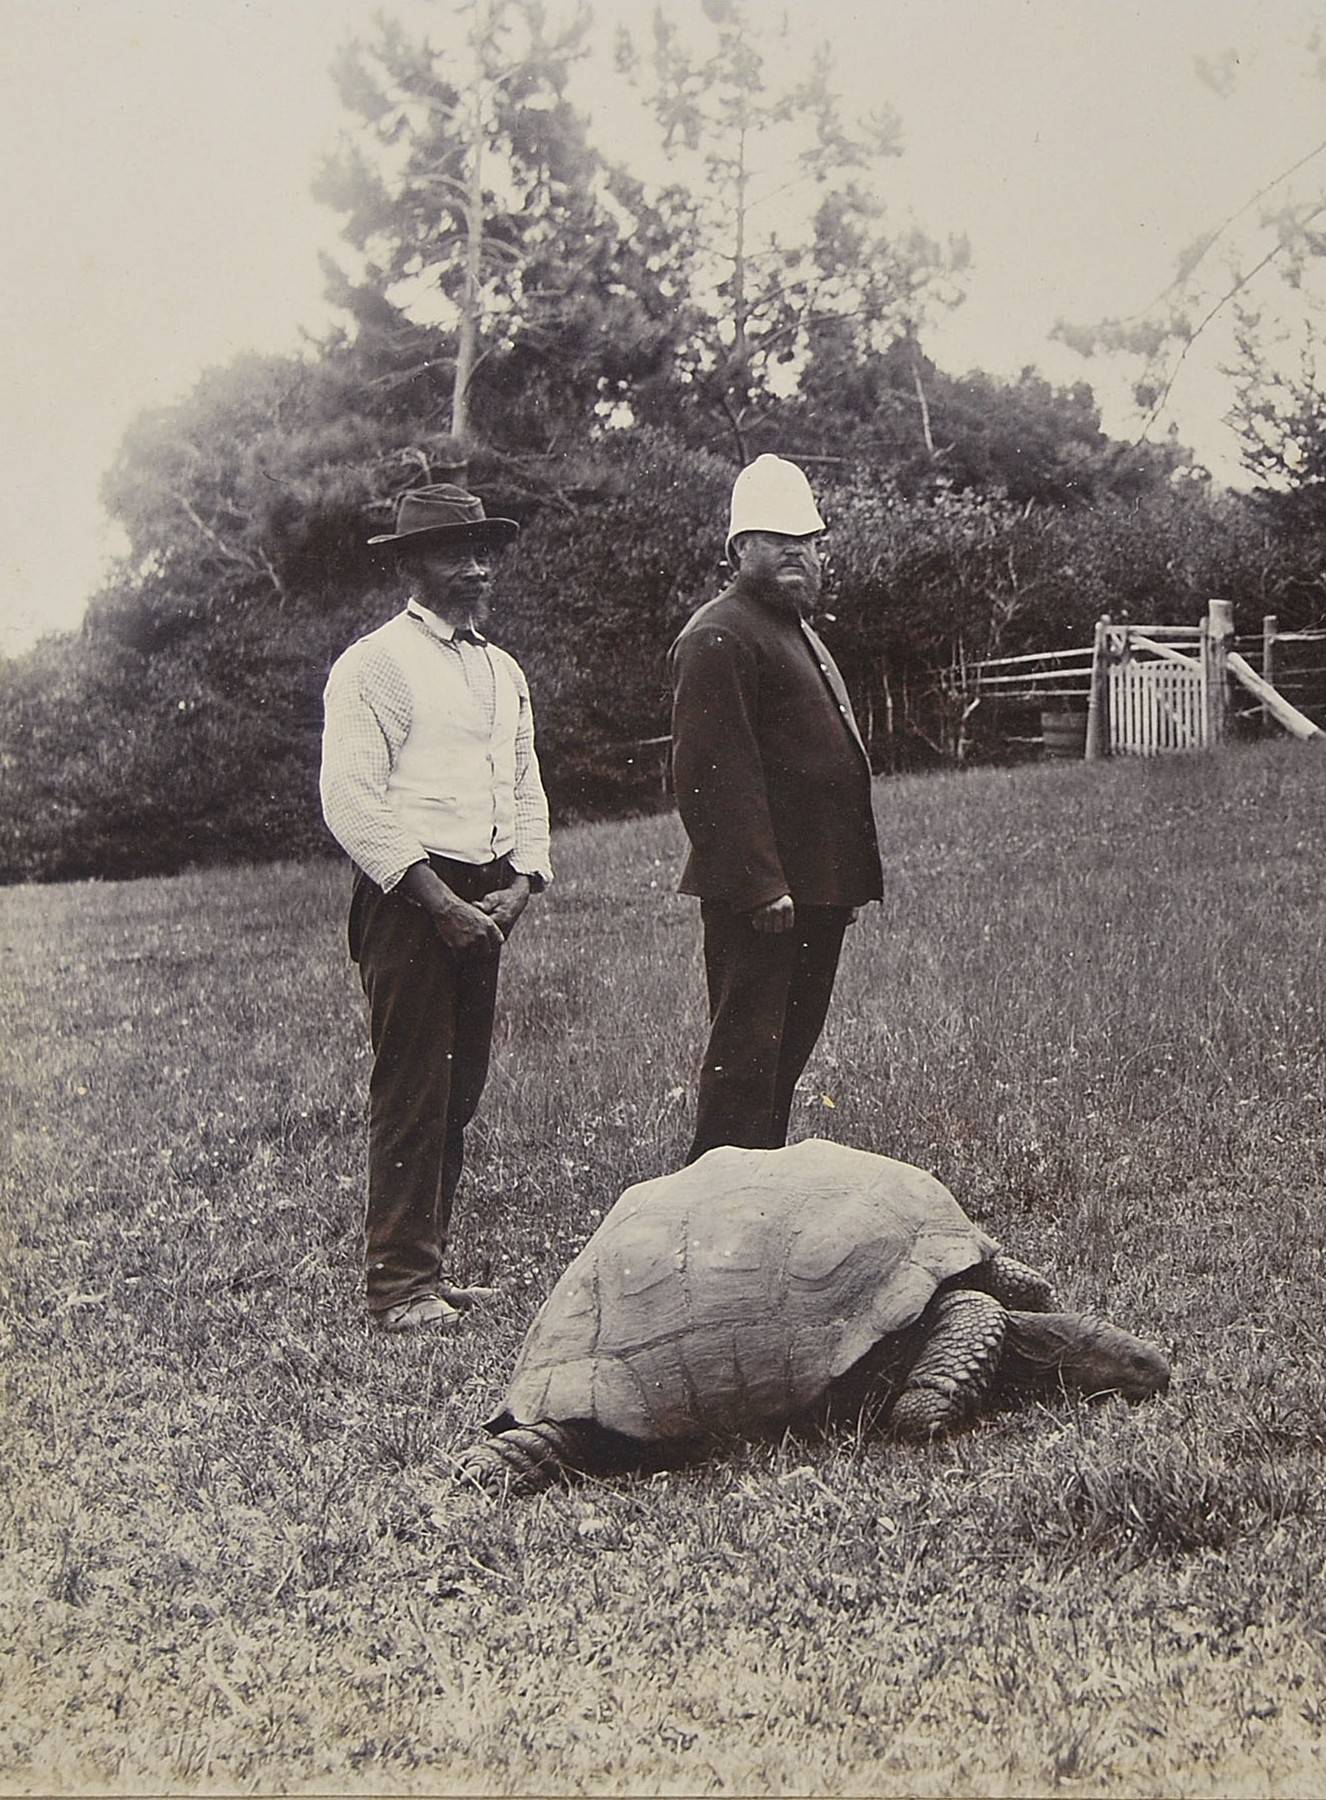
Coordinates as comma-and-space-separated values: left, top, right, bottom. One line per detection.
498, 1138, 999, 1442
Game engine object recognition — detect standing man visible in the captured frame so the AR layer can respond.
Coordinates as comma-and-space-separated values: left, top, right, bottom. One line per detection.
670, 454, 882, 1163
320, 483, 552, 1332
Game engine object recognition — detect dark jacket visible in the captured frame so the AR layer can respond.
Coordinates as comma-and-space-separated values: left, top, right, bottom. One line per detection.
669, 584, 884, 911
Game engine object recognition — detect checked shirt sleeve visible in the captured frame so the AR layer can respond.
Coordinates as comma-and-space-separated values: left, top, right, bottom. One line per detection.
319, 644, 428, 891
508, 661, 553, 888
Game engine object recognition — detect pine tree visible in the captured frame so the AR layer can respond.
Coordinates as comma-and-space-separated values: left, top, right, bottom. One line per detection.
315, 0, 684, 460
617, 0, 966, 461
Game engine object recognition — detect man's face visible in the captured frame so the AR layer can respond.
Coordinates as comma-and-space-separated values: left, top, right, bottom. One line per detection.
403, 539, 492, 626
734, 530, 822, 613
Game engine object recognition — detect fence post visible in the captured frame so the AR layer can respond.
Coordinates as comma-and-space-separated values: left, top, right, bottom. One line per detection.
1262, 614, 1278, 736
1202, 598, 1234, 745
1084, 614, 1111, 761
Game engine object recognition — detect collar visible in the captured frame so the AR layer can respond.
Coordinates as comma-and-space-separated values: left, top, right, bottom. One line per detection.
406, 598, 487, 645
724, 579, 809, 627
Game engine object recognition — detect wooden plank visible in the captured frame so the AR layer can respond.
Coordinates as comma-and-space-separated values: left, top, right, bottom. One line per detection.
1108, 624, 1203, 638
954, 645, 1099, 670
976, 688, 1091, 704
964, 666, 1094, 689
1119, 664, 1139, 755
1204, 599, 1235, 743
1086, 616, 1110, 760
1127, 633, 1202, 669
1227, 651, 1326, 741
1262, 615, 1278, 734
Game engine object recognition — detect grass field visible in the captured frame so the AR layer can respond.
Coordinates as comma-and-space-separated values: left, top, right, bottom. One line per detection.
3, 739, 1326, 1796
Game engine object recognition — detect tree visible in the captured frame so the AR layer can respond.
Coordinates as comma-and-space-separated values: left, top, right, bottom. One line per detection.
315, 0, 685, 459
786, 338, 1188, 503
1226, 289, 1326, 544
618, 0, 967, 462
1226, 299, 1326, 620
95, 348, 402, 640
1055, 26, 1326, 494
492, 427, 734, 813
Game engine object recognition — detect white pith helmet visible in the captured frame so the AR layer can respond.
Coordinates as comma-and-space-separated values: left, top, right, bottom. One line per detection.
726, 454, 826, 563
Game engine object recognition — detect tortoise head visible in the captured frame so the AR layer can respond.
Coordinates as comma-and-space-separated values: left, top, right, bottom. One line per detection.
1004, 1310, 1170, 1402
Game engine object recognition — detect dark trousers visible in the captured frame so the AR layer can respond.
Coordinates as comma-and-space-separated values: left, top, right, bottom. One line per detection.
349, 856, 508, 1312
687, 901, 850, 1164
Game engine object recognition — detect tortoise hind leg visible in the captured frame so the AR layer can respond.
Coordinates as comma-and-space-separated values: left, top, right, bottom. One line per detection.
890, 1290, 1007, 1440
456, 1420, 585, 1494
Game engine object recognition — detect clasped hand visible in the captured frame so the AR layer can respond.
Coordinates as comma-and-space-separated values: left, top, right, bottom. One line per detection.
434, 881, 530, 955
471, 878, 531, 941
751, 893, 795, 934
431, 897, 504, 956
402, 862, 530, 956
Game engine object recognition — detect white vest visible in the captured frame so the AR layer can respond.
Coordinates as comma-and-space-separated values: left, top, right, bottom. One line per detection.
384, 615, 524, 864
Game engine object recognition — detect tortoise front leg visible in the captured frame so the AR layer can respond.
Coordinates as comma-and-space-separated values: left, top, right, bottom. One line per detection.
890, 1289, 1007, 1440
978, 1251, 1056, 1312
456, 1420, 586, 1494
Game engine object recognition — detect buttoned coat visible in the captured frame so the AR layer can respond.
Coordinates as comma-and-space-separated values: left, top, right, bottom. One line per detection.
670, 585, 884, 913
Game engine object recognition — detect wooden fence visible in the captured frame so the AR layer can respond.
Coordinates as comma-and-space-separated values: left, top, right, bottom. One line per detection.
945, 600, 1326, 762
1259, 616, 1326, 736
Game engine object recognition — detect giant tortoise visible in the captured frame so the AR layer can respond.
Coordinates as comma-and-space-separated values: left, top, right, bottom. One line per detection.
458, 1139, 1169, 1492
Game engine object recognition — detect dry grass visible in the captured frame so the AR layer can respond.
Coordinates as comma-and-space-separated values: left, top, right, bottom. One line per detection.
3, 740, 1326, 1795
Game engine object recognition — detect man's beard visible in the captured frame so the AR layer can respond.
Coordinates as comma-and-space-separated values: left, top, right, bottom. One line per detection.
414, 579, 491, 629
748, 570, 817, 618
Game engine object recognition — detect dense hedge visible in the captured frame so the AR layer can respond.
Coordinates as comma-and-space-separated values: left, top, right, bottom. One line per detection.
0, 430, 1315, 884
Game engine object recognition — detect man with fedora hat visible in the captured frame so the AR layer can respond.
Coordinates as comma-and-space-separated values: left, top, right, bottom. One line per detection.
320, 482, 552, 1332
670, 454, 882, 1163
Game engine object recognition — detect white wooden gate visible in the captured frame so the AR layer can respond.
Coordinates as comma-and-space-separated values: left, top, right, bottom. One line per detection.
1108, 655, 1207, 756
946, 600, 1322, 764
1094, 603, 1322, 755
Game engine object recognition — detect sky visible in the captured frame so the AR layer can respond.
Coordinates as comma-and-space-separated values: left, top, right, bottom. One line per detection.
1, 0, 1323, 655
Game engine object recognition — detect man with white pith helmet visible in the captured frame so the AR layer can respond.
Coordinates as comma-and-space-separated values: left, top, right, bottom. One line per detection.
669, 454, 883, 1162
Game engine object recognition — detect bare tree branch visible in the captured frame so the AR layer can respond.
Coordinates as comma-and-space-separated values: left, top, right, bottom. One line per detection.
1132, 196, 1326, 448
168, 491, 285, 600
1126, 136, 1326, 321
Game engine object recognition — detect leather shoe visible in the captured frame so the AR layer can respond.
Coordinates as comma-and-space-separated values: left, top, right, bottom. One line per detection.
374, 1293, 461, 1334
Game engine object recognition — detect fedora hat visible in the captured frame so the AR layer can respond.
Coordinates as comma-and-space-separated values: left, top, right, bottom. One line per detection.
368, 483, 519, 553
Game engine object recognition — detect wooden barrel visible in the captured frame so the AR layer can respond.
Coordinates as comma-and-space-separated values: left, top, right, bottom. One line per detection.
1040, 709, 1088, 760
